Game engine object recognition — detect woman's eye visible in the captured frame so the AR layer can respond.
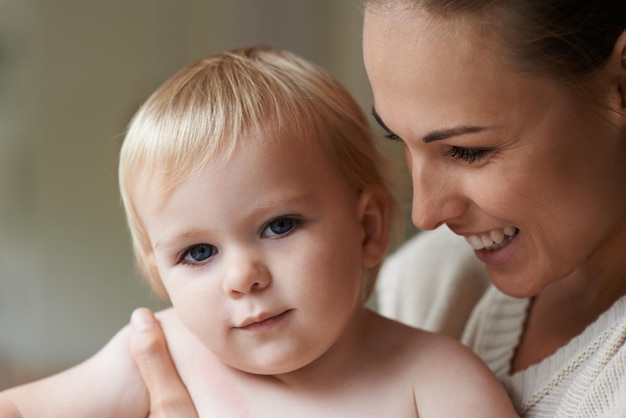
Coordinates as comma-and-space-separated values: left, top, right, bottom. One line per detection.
263, 217, 299, 238
181, 244, 216, 264
384, 132, 402, 142
444, 147, 490, 164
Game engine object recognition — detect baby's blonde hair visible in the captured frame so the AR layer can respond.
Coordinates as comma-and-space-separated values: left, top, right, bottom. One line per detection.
119, 45, 394, 299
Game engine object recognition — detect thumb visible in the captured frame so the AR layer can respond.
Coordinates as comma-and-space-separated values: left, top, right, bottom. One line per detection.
129, 308, 198, 418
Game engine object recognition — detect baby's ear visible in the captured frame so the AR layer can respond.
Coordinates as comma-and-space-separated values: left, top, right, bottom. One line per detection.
357, 186, 391, 268
142, 251, 170, 301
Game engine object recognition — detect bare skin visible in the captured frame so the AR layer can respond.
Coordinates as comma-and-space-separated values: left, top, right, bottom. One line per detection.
0, 135, 517, 418
0, 307, 516, 418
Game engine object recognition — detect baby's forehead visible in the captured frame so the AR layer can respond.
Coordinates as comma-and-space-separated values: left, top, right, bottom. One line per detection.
132, 132, 351, 223
134, 127, 329, 196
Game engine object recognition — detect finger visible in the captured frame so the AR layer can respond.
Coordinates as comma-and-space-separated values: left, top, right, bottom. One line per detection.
130, 308, 198, 417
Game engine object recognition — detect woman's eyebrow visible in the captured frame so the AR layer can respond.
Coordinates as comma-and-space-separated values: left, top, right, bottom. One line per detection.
371, 106, 397, 137
371, 106, 488, 143
422, 126, 487, 143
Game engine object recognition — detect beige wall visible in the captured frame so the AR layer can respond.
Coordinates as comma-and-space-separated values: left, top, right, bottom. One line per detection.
0, 0, 411, 388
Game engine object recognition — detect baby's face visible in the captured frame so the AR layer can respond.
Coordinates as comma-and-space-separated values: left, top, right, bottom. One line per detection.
133, 136, 372, 374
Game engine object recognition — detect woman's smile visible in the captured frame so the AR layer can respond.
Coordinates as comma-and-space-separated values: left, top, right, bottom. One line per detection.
463, 227, 518, 251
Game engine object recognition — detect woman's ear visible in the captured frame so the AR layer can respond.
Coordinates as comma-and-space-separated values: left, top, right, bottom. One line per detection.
357, 186, 391, 269
615, 29, 626, 109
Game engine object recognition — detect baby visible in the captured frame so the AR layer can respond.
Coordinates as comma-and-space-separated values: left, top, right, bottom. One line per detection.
0, 46, 517, 417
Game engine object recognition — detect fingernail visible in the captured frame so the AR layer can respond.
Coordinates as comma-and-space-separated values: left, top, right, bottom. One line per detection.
131, 308, 155, 332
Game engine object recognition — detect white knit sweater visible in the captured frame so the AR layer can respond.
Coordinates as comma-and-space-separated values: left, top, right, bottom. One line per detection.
463, 287, 626, 417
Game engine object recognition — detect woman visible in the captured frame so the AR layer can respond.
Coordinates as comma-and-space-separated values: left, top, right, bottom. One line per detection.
131, 1, 626, 416
363, 2, 626, 415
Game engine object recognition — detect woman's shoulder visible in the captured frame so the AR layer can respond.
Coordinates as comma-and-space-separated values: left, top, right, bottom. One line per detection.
504, 294, 626, 416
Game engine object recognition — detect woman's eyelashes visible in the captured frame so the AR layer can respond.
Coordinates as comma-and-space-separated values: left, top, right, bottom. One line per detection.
384, 132, 402, 142
380, 128, 492, 163
444, 146, 491, 164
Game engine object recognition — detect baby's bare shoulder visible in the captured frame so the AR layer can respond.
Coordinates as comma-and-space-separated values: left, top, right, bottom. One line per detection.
370, 313, 518, 418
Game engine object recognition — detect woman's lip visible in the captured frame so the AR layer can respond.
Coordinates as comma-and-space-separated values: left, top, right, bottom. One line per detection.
237, 310, 291, 330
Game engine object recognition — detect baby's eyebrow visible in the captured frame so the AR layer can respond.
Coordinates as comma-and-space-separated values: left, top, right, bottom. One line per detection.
245, 193, 314, 217
154, 229, 210, 249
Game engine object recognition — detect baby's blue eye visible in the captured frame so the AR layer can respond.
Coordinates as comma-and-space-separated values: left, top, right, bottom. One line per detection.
183, 244, 216, 264
264, 217, 296, 237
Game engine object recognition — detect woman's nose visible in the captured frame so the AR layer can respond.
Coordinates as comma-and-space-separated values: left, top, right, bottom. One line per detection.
407, 153, 466, 231
222, 253, 271, 298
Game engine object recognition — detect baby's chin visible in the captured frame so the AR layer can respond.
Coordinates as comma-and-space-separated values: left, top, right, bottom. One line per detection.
218, 349, 323, 377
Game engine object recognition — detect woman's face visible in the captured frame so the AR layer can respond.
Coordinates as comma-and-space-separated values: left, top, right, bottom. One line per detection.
363, 8, 626, 297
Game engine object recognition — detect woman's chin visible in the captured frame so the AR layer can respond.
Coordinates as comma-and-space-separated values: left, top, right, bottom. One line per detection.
487, 269, 543, 299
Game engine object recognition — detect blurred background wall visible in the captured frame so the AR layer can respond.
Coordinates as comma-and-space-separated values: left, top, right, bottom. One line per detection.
0, 0, 412, 389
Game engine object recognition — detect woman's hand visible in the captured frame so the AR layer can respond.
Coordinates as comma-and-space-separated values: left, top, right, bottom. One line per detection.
130, 308, 198, 418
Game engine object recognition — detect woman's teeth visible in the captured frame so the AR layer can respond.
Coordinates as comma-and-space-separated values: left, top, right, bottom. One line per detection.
465, 227, 518, 251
